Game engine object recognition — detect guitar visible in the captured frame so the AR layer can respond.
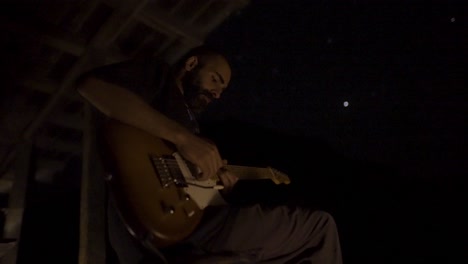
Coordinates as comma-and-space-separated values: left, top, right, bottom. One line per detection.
98, 119, 290, 248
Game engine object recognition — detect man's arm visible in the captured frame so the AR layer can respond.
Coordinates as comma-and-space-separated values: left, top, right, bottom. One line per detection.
76, 76, 223, 180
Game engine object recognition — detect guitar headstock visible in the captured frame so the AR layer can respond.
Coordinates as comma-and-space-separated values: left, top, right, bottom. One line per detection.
267, 167, 291, 185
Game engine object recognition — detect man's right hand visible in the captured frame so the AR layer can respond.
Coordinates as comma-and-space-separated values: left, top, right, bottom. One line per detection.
175, 132, 223, 181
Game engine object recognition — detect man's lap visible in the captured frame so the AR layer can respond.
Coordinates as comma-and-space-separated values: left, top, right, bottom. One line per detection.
184, 204, 339, 263
108, 201, 341, 264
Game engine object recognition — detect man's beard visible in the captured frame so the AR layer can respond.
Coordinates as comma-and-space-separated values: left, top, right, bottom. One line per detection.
182, 72, 214, 115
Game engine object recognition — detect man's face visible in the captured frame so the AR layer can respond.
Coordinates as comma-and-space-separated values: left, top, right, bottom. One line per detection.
182, 56, 231, 114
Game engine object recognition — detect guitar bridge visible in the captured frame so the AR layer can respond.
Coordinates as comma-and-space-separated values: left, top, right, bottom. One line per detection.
149, 155, 188, 188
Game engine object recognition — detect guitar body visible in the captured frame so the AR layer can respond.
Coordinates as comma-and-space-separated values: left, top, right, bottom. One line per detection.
99, 119, 204, 248
98, 119, 290, 249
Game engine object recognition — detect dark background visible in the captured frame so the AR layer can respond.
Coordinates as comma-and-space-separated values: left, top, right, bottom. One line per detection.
196, 0, 467, 263
12, 1, 467, 263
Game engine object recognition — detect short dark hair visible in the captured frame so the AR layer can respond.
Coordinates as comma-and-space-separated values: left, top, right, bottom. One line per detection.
175, 45, 229, 69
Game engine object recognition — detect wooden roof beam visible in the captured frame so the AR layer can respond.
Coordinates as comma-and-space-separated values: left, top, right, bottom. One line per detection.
21, 79, 81, 101
22, 0, 149, 141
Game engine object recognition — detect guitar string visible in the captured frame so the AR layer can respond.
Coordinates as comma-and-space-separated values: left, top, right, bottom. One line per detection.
154, 158, 287, 181
153, 159, 283, 188
158, 159, 276, 176
184, 182, 218, 189
154, 158, 288, 186
159, 162, 268, 176
161, 159, 263, 170
154, 163, 286, 186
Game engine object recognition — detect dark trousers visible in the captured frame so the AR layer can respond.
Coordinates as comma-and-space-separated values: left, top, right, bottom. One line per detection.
109, 201, 342, 264
183, 204, 343, 264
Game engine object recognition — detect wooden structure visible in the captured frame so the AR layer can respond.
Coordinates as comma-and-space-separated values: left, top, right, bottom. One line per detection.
0, 0, 250, 263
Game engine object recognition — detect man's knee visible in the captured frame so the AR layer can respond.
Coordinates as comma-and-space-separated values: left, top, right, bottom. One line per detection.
313, 210, 338, 232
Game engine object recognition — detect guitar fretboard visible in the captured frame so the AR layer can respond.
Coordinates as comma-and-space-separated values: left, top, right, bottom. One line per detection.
225, 165, 272, 180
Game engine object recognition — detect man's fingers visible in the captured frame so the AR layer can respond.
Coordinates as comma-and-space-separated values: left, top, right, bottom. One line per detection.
198, 158, 221, 180
209, 152, 224, 179
218, 171, 238, 187
218, 172, 229, 186
197, 165, 212, 181
176, 135, 224, 181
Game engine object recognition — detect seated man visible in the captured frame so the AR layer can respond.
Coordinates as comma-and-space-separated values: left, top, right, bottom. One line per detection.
76, 46, 343, 264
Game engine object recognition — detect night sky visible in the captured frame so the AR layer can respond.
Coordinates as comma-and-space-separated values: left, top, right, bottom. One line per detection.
197, 1, 466, 263
9, 1, 466, 263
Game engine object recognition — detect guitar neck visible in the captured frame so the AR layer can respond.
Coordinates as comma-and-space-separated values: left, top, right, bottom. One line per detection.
225, 165, 272, 181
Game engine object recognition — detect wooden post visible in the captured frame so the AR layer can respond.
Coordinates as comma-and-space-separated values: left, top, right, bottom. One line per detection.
1, 142, 33, 264
78, 103, 106, 264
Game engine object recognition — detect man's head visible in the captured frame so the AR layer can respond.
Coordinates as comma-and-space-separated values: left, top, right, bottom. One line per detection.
175, 46, 231, 114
